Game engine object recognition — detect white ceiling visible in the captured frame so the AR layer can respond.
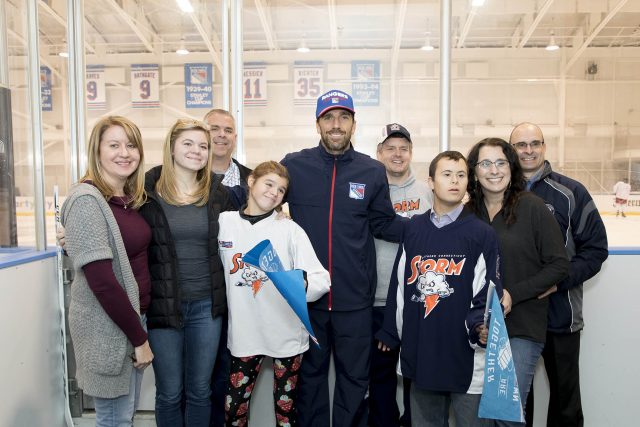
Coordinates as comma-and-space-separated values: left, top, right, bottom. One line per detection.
5, 0, 640, 62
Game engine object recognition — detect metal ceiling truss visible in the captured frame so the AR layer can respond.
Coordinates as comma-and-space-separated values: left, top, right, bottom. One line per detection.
517, 0, 555, 49
565, 0, 629, 73
104, 0, 157, 53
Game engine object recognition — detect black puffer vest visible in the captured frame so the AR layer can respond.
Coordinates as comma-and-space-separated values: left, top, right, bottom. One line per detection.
140, 166, 234, 329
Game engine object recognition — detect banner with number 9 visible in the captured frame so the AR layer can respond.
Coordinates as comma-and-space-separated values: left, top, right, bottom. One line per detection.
131, 64, 160, 108
86, 65, 106, 110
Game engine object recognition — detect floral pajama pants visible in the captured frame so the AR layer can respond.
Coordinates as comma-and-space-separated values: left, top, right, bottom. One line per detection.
225, 353, 302, 427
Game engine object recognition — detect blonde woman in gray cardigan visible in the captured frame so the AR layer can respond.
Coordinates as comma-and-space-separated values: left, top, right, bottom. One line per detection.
61, 116, 154, 427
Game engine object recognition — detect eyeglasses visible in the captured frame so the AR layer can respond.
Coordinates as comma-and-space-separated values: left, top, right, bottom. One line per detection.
512, 140, 544, 150
475, 159, 510, 170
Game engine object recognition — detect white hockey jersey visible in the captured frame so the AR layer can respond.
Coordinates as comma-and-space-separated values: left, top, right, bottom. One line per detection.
218, 210, 330, 358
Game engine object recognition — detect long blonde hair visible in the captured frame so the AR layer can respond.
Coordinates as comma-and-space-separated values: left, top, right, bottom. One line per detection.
81, 116, 146, 209
155, 118, 212, 206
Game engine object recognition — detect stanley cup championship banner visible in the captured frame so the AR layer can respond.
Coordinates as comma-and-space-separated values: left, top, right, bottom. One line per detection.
40, 66, 52, 112
479, 286, 525, 422
243, 239, 319, 347
131, 64, 160, 108
293, 61, 323, 105
184, 63, 213, 109
351, 60, 380, 106
86, 65, 106, 110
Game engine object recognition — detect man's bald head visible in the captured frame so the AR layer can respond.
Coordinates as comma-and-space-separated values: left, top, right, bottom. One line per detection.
509, 122, 546, 178
509, 122, 544, 144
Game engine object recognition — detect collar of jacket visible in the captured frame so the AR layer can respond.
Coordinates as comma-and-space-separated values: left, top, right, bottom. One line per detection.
316, 141, 356, 163
144, 165, 162, 200
528, 160, 553, 187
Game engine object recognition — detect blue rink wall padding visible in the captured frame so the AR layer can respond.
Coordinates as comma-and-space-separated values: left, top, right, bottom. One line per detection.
0, 247, 57, 269
1, 246, 638, 269
608, 247, 640, 255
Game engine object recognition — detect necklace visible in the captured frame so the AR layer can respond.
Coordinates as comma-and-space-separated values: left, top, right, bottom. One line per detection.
114, 195, 129, 210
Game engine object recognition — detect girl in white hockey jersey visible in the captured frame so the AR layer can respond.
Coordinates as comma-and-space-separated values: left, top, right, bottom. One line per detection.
218, 161, 330, 426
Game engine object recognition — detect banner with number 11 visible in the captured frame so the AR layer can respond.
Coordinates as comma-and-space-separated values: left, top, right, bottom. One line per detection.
243, 62, 267, 107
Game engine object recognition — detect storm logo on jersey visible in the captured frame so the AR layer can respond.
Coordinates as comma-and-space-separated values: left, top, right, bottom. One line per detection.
407, 256, 465, 318
394, 198, 422, 214
230, 253, 270, 296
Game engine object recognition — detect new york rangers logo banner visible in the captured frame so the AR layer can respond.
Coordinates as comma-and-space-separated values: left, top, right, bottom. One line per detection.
243, 239, 319, 347
478, 287, 524, 422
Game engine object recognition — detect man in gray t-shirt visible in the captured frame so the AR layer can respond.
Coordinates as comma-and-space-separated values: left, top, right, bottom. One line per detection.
369, 123, 432, 427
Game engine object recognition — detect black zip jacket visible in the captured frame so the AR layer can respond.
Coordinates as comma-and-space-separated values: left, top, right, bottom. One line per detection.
140, 166, 236, 329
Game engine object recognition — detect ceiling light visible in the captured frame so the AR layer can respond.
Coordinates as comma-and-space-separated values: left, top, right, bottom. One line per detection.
176, 38, 189, 55
471, 0, 486, 6
176, 0, 194, 13
546, 31, 559, 51
58, 51, 69, 58
421, 37, 434, 51
297, 39, 310, 53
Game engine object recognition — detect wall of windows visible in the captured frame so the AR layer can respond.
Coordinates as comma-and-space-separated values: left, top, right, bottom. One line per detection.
3, 0, 640, 247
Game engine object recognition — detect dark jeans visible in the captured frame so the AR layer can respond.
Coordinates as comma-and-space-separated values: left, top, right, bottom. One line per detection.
149, 298, 222, 427
410, 385, 490, 427
368, 306, 411, 427
496, 338, 544, 427
210, 314, 230, 427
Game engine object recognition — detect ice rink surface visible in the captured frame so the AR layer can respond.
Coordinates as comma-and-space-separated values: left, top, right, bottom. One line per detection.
600, 213, 640, 250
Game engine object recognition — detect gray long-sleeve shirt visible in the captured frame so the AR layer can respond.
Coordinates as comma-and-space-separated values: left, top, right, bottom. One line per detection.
374, 172, 432, 307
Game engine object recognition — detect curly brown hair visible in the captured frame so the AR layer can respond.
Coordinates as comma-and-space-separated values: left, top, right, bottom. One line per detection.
466, 138, 525, 225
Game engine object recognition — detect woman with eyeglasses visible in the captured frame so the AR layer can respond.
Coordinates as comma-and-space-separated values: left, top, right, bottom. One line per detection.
466, 138, 569, 425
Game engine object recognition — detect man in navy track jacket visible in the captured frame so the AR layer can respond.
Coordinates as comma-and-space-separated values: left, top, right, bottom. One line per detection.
281, 89, 403, 427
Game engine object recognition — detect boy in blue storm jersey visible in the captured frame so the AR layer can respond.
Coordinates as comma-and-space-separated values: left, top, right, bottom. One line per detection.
376, 150, 502, 427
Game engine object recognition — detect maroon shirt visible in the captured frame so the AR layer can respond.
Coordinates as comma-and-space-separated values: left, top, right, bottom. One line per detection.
82, 195, 152, 347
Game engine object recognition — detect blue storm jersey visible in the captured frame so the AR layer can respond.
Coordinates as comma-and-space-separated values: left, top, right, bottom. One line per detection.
376, 208, 502, 393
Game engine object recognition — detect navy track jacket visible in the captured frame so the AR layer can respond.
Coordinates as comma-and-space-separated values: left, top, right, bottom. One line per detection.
282, 143, 404, 311
528, 161, 608, 333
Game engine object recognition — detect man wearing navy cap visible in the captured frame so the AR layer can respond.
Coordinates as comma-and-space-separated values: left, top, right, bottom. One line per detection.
369, 123, 432, 427
281, 90, 403, 426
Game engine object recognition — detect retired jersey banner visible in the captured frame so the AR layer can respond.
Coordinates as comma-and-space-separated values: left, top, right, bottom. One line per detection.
479, 287, 525, 422
184, 63, 213, 109
351, 60, 380, 106
86, 65, 106, 110
131, 64, 160, 108
243, 62, 267, 107
40, 66, 52, 112
293, 61, 323, 105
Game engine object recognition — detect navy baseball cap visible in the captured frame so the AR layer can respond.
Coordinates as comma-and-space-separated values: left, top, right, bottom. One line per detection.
380, 123, 411, 143
315, 90, 355, 119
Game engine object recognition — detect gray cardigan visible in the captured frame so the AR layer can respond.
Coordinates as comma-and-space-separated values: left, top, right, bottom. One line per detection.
61, 183, 142, 399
